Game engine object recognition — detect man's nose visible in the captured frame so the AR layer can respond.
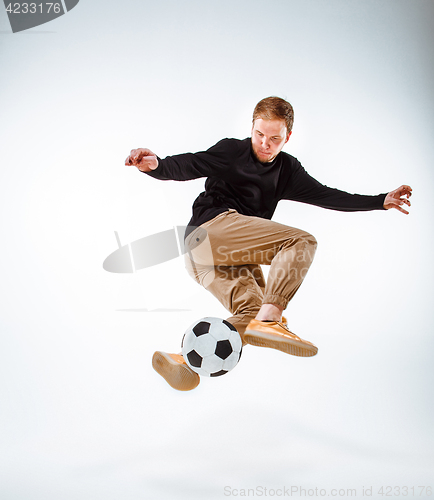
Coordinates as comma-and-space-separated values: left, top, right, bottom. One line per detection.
261, 137, 270, 149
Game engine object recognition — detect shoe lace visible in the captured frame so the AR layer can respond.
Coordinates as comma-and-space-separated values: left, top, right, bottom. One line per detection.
276, 321, 301, 340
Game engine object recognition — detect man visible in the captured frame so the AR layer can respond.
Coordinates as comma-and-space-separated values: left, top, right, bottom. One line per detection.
125, 96, 412, 392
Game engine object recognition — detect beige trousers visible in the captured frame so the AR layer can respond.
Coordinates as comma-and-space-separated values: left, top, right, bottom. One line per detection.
184, 209, 317, 336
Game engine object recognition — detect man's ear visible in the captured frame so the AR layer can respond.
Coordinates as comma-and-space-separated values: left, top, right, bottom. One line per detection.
285, 131, 292, 143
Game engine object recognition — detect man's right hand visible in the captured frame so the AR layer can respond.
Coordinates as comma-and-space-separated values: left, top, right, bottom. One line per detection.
125, 148, 159, 172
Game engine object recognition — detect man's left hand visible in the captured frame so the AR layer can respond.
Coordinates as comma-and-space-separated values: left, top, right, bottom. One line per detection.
384, 185, 413, 214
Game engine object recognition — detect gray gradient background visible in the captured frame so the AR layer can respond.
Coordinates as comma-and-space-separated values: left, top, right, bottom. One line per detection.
0, 1, 433, 499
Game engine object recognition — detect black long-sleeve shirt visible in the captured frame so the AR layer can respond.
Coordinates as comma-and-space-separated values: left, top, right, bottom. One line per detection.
146, 138, 387, 235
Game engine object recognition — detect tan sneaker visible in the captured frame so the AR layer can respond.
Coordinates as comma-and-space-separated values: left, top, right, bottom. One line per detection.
244, 319, 318, 357
152, 351, 200, 391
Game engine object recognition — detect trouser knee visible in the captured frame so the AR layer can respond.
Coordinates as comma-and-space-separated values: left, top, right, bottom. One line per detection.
303, 232, 317, 253
283, 230, 317, 261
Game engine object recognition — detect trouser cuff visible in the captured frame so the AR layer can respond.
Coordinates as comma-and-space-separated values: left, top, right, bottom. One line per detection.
263, 294, 288, 309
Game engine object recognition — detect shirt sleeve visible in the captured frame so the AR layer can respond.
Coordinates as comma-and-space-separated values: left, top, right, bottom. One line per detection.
283, 159, 387, 211
145, 138, 239, 181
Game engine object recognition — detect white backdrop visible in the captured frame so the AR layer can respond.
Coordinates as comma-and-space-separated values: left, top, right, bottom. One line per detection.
0, 1, 433, 499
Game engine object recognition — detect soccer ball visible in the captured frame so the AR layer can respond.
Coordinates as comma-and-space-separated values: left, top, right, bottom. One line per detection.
181, 317, 243, 377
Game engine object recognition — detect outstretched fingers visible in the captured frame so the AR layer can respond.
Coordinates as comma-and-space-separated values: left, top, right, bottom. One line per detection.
397, 184, 413, 198
384, 185, 413, 214
394, 202, 410, 215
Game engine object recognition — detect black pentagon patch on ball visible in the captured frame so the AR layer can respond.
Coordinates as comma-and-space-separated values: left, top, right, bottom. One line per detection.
186, 350, 202, 368
193, 321, 211, 337
222, 319, 237, 332
215, 339, 233, 360
210, 369, 228, 377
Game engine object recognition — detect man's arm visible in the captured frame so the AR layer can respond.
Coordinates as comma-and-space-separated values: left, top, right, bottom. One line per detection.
125, 139, 241, 181
284, 160, 412, 214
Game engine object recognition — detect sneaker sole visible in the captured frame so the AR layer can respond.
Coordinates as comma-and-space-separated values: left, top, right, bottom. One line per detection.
243, 330, 318, 357
152, 352, 200, 391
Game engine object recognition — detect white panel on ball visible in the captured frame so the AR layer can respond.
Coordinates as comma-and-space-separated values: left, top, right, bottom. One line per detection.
222, 351, 241, 371
194, 334, 218, 357
201, 355, 225, 374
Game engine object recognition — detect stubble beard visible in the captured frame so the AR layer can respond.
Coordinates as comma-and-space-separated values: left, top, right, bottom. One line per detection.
252, 147, 276, 164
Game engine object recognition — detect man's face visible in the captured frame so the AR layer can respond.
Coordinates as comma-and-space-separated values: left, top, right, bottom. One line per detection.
251, 118, 291, 163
